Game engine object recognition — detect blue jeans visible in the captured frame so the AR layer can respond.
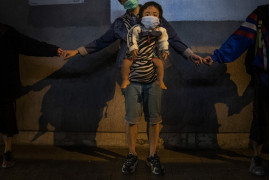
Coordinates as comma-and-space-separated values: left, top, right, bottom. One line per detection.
123, 81, 162, 124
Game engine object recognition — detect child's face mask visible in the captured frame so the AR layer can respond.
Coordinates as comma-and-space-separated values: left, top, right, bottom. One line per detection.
141, 16, 160, 30
123, 0, 139, 10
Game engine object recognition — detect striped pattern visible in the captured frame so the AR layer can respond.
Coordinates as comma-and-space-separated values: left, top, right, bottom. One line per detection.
121, 13, 133, 31
234, 13, 258, 40
129, 59, 157, 83
241, 22, 257, 31
234, 8, 269, 71
128, 25, 158, 83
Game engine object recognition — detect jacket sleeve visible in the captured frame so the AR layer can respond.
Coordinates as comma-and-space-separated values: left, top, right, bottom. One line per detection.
127, 25, 141, 52
160, 17, 193, 58
211, 10, 257, 63
158, 27, 169, 52
14, 29, 59, 57
77, 20, 119, 56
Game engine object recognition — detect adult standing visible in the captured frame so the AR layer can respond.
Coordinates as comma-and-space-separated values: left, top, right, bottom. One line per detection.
64, 0, 203, 175
203, 5, 269, 176
0, 23, 65, 168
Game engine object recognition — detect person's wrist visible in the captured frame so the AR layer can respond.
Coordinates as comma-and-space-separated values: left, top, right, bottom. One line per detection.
189, 54, 196, 60
211, 55, 217, 62
183, 48, 194, 59
77, 46, 88, 56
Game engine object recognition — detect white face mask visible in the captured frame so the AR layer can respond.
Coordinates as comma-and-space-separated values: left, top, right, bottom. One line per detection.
141, 16, 160, 30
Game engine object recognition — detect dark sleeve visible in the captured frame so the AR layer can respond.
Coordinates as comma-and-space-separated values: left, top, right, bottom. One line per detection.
83, 20, 119, 54
160, 18, 189, 55
12, 28, 59, 57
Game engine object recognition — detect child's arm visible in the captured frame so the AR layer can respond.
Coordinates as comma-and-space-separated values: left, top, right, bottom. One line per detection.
157, 27, 169, 60
127, 25, 141, 57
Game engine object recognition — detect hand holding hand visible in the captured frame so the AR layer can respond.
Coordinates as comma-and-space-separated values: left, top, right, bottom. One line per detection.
190, 54, 203, 65
57, 48, 64, 56
63, 50, 79, 60
203, 56, 214, 66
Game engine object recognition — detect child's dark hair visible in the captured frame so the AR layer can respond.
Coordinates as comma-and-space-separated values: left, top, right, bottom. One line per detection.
138, 1, 163, 21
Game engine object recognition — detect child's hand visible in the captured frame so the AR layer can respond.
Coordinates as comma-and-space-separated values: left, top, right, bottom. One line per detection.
162, 52, 168, 61
132, 49, 139, 58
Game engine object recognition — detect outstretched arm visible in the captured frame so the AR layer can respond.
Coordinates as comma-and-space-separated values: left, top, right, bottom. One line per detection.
14, 28, 60, 57
160, 18, 203, 65
203, 10, 258, 66
64, 20, 120, 59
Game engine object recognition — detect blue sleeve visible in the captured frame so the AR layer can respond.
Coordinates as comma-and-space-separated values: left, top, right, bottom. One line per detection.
211, 10, 257, 63
160, 18, 189, 55
211, 34, 255, 63
84, 21, 119, 54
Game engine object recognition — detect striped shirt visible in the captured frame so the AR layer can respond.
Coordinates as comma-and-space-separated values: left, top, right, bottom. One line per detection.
127, 24, 168, 83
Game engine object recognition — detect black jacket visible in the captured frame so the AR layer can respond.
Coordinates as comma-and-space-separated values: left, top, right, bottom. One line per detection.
0, 23, 59, 104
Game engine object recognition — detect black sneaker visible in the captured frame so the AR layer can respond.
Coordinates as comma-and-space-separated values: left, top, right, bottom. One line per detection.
122, 153, 138, 174
2, 151, 15, 168
146, 154, 164, 175
249, 156, 265, 176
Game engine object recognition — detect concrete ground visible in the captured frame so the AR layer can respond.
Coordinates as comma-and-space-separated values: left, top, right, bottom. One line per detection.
0, 145, 268, 180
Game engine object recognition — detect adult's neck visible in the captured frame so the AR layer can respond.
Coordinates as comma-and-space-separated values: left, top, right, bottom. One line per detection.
130, 6, 140, 16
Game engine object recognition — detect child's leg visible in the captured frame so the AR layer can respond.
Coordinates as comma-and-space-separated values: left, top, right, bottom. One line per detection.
152, 58, 167, 89
121, 58, 133, 89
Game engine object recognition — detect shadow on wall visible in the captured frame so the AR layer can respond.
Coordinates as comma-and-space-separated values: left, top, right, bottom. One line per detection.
160, 49, 254, 149
17, 48, 254, 149
20, 49, 119, 146
13, 0, 120, 147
